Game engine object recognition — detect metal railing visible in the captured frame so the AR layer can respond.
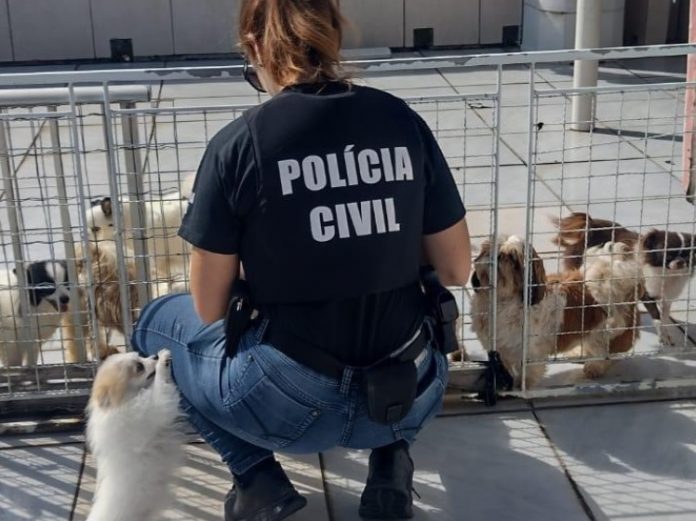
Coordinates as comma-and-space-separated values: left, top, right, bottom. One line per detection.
1, 44, 695, 418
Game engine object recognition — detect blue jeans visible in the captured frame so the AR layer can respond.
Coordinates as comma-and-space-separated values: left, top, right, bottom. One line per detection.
131, 293, 448, 475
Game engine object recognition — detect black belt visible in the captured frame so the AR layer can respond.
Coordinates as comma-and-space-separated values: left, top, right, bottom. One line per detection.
266, 325, 428, 381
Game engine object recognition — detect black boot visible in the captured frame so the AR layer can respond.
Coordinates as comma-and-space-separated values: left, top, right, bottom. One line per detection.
224, 459, 307, 521
359, 440, 415, 519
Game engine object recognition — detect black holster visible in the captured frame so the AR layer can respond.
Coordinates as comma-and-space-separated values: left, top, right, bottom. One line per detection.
363, 360, 418, 425
223, 279, 254, 359
420, 266, 459, 355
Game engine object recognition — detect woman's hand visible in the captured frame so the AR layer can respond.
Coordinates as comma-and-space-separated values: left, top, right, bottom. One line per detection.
189, 247, 240, 324
422, 218, 472, 286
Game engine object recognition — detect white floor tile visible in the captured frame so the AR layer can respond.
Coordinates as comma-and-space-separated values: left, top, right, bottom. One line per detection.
322, 413, 589, 520
537, 401, 696, 521
0, 444, 84, 521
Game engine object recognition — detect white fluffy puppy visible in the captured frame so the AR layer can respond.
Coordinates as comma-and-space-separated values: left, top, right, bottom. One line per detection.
86, 175, 194, 283
87, 349, 184, 521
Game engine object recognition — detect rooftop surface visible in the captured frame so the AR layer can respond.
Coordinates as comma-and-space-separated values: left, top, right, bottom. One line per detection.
2, 398, 695, 521
1, 50, 695, 520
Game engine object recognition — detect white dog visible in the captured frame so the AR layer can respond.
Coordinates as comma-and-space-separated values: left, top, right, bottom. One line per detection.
87, 349, 184, 521
86, 174, 194, 285
0, 261, 71, 366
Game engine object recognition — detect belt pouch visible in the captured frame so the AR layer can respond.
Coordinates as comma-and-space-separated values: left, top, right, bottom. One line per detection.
363, 360, 418, 425
224, 280, 253, 358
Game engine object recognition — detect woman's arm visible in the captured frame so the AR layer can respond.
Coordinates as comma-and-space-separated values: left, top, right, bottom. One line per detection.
189, 247, 240, 324
422, 217, 472, 286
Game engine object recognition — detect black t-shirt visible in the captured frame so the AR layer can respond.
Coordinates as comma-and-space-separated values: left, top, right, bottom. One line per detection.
179, 82, 465, 366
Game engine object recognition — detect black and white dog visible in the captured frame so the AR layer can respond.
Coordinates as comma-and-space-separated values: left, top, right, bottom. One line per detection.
0, 261, 71, 366
553, 213, 696, 345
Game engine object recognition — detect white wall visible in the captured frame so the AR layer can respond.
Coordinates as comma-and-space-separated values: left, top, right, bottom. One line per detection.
521, 0, 625, 51
91, 0, 174, 58
405, 0, 480, 47
481, 0, 523, 45
341, 0, 405, 48
8, 0, 94, 61
0, 1, 12, 62
172, 0, 238, 55
0, 0, 524, 63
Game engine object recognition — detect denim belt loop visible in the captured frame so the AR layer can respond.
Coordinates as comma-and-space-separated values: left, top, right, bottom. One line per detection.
255, 318, 270, 344
339, 366, 354, 397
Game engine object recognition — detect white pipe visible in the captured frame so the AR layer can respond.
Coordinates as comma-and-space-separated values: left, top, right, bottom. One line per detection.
571, 0, 602, 132
0, 86, 150, 107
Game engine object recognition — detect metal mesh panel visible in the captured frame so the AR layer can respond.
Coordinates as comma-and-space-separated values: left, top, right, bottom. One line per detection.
520, 79, 696, 396
1, 45, 696, 407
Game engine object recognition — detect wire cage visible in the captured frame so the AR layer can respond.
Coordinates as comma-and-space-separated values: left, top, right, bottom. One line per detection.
515, 77, 696, 397
1, 45, 696, 415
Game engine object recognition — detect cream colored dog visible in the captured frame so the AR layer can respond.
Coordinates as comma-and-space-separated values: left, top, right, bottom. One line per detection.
470, 236, 643, 388
86, 349, 184, 521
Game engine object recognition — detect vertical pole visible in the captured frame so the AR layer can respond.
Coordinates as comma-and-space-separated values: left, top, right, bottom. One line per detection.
684, 0, 696, 201
119, 102, 151, 307
571, 0, 602, 132
521, 63, 538, 395
102, 85, 135, 346
47, 106, 87, 362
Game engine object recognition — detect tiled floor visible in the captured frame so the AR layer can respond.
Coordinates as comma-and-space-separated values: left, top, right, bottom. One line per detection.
2, 399, 696, 520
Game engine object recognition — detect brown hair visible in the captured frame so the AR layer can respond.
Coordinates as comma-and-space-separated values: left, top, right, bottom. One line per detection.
239, 0, 345, 87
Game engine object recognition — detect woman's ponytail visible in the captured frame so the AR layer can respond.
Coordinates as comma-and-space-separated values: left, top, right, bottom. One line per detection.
239, 0, 346, 87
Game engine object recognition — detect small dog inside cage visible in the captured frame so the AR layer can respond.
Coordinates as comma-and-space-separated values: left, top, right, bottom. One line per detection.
61, 175, 195, 363
61, 242, 138, 363
0, 261, 71, 367
470, 235, 642, 388
86, 173, 195, 286
553, 212, 696, 346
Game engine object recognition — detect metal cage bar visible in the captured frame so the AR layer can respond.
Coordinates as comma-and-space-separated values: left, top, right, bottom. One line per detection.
0, 44, 695, 412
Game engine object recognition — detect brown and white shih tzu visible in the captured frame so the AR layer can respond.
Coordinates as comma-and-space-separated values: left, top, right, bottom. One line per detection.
62, 242, 188, 363
553, 212, 696, 345
86, 349, 184, 521
470, 236, 643, 388
61, 242, 138, 363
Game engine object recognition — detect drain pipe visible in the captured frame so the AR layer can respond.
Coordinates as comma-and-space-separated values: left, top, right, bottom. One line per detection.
685, 0, 696, 201
571, 0, 602, 132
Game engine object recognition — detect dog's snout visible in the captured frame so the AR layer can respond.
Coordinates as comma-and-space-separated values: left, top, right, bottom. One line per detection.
59, 295, 70, 305
669, 257, 687, 270
151, 355, 159, 361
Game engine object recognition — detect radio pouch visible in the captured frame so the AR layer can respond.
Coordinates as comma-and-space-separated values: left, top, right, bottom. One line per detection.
224, 279, 253, 359
363, 359, 418, 425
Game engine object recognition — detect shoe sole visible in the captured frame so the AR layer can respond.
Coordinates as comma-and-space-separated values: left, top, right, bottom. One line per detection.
235, 494, 308, 521
359, 487, 414, 519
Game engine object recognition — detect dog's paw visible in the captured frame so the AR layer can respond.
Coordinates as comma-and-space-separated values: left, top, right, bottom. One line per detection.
448, 347, 469, 363
155, 349, 172, 382
655, 320, 680, 347
583, 360, 610, 379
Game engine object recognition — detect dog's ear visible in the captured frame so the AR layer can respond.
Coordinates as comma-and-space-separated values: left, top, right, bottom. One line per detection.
471, 271, 481, 291
91, 383, 116, 409
641, 229, 661, 253
90, 373, 126, 410
17, 265, 44, 308
529, 253, 547, 306
100, 197, 113, 217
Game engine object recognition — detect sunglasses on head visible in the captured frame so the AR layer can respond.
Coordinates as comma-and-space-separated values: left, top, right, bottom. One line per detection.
243, 58, 266, 93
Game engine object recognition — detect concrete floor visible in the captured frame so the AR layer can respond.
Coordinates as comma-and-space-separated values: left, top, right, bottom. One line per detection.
1, 50, 696, 519
1, 399, 695, 521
